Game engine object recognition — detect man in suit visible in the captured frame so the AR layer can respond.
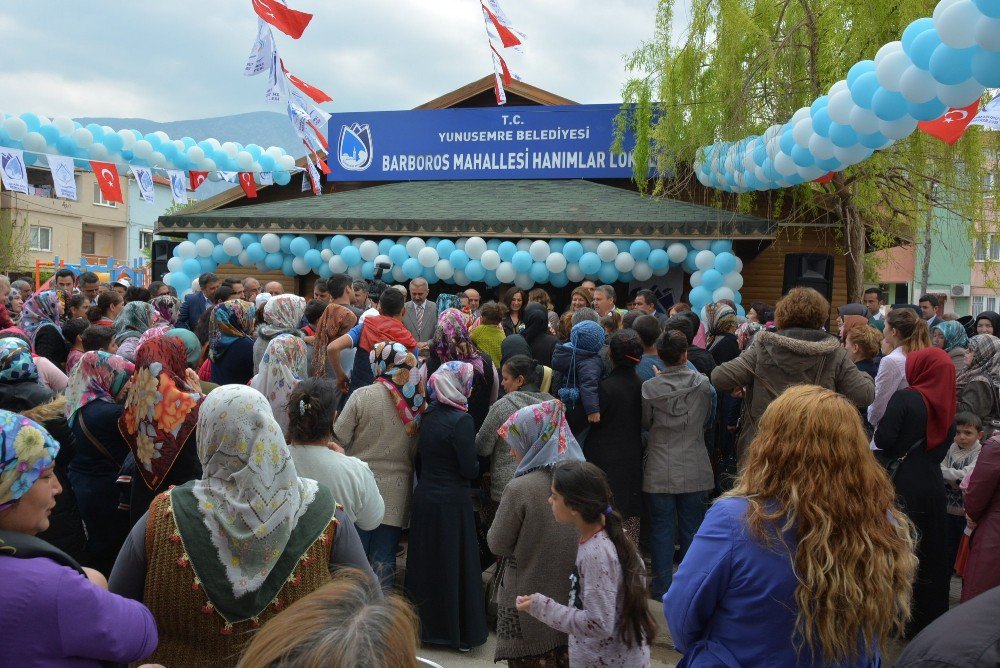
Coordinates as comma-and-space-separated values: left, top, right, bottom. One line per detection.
403, 277, 437, 351
634, 288, 669, 327
177, 272, 220, 330
919, 293, 941, 329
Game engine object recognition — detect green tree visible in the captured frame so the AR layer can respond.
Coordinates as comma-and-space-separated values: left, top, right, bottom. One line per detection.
0, 210, 31, 275
618, 0, 998, 301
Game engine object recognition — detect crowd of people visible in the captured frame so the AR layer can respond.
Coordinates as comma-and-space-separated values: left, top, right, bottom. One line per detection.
0, 266, 999, 667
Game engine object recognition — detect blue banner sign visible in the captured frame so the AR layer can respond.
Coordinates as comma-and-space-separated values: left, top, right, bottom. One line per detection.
326, 104, 642, 181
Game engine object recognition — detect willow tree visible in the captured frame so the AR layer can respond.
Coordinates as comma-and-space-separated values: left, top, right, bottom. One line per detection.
618, 0, 997, 301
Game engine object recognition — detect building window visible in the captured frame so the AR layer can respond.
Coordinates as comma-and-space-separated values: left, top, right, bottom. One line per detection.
140, 231, 154, 251
82, 231, 95, 255
973, 296, 1000, 315
29, 225, 52, 252
985, 171, 996, 192
93, 184, 117, 208
974, 235, 1000, 262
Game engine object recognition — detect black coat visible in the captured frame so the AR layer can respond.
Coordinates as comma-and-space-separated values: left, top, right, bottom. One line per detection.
708, 333, 740, 366
33, 324, 68, 372
584, 366, 644, 518
687, 346, 716, 376
896, 585, 1000, 667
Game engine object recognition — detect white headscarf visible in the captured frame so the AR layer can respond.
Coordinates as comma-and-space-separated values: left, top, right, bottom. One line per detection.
250, 334, 307, 436
191, 385, 318, 597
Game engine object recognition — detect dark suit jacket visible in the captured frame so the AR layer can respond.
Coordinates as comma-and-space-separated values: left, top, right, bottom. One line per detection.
177, 293, 211, 330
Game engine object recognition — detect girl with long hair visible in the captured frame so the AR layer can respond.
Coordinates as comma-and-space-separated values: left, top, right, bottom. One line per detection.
516, 460, 656, 667
868, 307, 930, 430
666, 385, 917, 666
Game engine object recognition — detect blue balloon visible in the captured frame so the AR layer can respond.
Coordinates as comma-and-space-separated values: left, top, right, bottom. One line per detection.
702, 269, 724, 291
282, 257, 296, 277
683, 251, 701, 273
618, 271, 634, 284
240, 233, 258, 248
362, 261, 376, 280
563, 241, 584, 263
710, 240, 733, 255
615, 240, 630, 252
181, 258, 201, 276
629, 240, 651, 261
850, 72, 881, 109
465, 260, 486, 282
829, 123, 859, 148
902, 17, 935, 53
340, 246, 362, 267
647, 249, 669, 271
550, 239, 566, 253
246, 144, 262, 159
929, 44, 975, 86
550, 271, 569, 288
289, 236, 311, 257
484, 273, 500, 288
402, 258, 422, 279
304, 249, 323, 269
816, 156, 843, 171
972, 49, 1000, 87
530, 262, 550, 283
511, 251, 532, 273
330, 235, 350, 253
779, 129, 796, 155
280, 235, 295, 253
19, 113, 41, 131
37, 124, 59, 145
265, 253, 284, 270
907, 97, 947, 121
736, 304, 746, 317
246, 243, 266, 262
211, 246, 229, 263
497, 241, 517, 262
753, 142, 767, 165
858, 131, 890, 149
436, 239, 456, 258
579, 252, 601, 275
909, 29, 942, 70
847, 60, 876, 88
198, 257, 216, 273
791, 145, 815, 167
389, 244, 409, 265
598, 263, 619, 285
56, 135, 75, 155
871, 88, 909, 121
486, 239, 501, 251
714, 252, 738, 274
688, 286, 711, 310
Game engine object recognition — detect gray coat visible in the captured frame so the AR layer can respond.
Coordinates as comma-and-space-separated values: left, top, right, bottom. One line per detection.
403, 300, 437, 343
712, 328, 875, 459
641, 366, 715, 494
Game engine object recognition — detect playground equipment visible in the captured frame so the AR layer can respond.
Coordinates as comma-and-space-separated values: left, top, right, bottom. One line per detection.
35, 256, 148, 291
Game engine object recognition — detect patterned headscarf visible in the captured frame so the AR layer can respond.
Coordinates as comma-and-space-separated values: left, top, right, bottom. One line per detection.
113, 301, 155, 344
933, 320, 969, 353
250, 335, 307, 437
569, 319, 606, 353
189, 385, 319, 597
498, 399, 584, 478
736, 321, 764, 351
119, 336, 203, 490
20, 290, 62, 346
137, 325, 167, 350
957, 334, 1000, 391
370, 341, 425, 435
0, 410, 60, 508
427, 361, 474, 412
311, 303, 358, 378
64, 351, 134, 427
209, 300, 256, 363
431, 308, 485, 375
258, 294, 306, 340
704, 303, 738, 347
167, 328, 202, 368
0, 337, 39, 384
150, 295, 181, 327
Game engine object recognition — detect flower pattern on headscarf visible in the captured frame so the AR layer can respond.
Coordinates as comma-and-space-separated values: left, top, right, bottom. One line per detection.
0, 337, 39, 383
370, 341, 425, 435
150, 295, 181, 327
569, 319, 606, 353
498, 399, 584, 478
957, 334, 1000, 391
0, 410, 60, 508
64, 351, 134, 426
311, 303, 357, 378
258, 294, 306, 340
137, 325, 167, 350
113, 301, 155, 344
704, 303, 738, 346
933, 320, 969, 353
20, 290, 62, 346
427, 360, 474, 412
119, 336, 203, 489
250, 335, 307, 437
431, 308, 485, 375
736, 321, 764, 351
189, 385, 318, 597
209, 300, 256, 363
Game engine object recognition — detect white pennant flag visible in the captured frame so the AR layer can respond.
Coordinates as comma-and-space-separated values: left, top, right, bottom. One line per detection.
265, 49, 288, 102
259, 171, 274, 186
245, 20, 274, 76
0, 148, 29, 194
970, 93, 1000, 131
47, 154, 77, 200
167, 170, 188, 204
219, 171, 239, 183
301, 171, 311, 192
129, 165, 155, 203
289, 90, 331, 128
305, 156, 321, 195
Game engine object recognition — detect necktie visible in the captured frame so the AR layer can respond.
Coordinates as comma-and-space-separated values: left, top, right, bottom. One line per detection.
415, 303, 424, 334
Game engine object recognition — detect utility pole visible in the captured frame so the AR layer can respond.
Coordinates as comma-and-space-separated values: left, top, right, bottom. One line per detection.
919, 185, 936, 298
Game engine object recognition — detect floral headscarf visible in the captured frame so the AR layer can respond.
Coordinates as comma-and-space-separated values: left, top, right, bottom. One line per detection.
0, 337, 39, 384
957, 334, 1000, 391
736, 321, 764, 351
259, 294, 306, 340
370, 341, 425, 435
0, 410, 60, 508
432, 308, 485, 375
209, 300, 256, 363
427, 361, 474, 412
189, 385, 319, 597
250, 335, 307, 436
498, 399, 584, 478
137, 325, 167, 350
312, 303, 358, 378
114, 301, 155, 344
20, 290, 61, 346
64, 351, 134, 427
119, 336, 203, 490
150, 295, 181, 327
933, 320, 969, 353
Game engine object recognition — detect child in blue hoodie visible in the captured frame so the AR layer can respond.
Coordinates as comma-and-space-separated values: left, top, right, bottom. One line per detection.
551, 319, 605, 444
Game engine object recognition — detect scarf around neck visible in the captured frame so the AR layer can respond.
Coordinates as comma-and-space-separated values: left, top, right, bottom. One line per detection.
370, 341, 425, 435
498, 399, 585, 477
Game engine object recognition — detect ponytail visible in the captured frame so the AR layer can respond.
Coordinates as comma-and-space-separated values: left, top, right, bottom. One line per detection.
551, 461, 657, 648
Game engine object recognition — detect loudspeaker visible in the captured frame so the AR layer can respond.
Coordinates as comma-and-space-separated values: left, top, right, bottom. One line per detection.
151, 239, 180, 282
782, 253, 834, 301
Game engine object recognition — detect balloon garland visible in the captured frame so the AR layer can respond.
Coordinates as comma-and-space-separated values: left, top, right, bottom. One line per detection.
694, 0, 998, 193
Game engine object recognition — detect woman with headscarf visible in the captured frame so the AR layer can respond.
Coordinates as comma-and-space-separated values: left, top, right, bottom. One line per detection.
250, 334, 307, 437
108, 385, 375, 666
167, 327, 218, 394
957, 334, 1000, 432
429, 308, 497, 430
6, 289, 23, 326
119, 336, 205, 524
310, 301, 358, 379
253, 294, 306, 373
113, 300, 155, 363
874, 346, 956, 636
932, 320, 969, 375
487, 399, 585, 667
21, 290, 68, 371
150, 294, 181, 329
405, 361, 488, 651
521, 301, 558, 367
209, 299, 257, 386
836, 303, 869, 334
64, 351, 135, 575
334, 341, 424, 589
974, 311, 1000, 337
0, 410, 159, 666
704, 303, 740, 365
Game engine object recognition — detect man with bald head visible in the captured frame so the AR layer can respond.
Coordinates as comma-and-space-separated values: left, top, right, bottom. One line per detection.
264, 281, 284, 296
464, 288, 481, 319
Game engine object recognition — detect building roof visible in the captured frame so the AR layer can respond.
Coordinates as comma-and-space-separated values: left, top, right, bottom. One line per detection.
157, 179, 776, 238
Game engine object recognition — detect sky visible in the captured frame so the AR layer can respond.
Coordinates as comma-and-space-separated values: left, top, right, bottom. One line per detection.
0, 0, 684, 122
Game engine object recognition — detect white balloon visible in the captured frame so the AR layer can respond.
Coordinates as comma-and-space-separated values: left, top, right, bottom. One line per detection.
261, 233, 281, 253
808, 134, 837, 160
373, 253, 390, 266
417, 246, 439, 268
465, 236, 487, 259
265, 146, 284, 159
796, 164, 826, 181
774, 152, 797, 177
690, 270, 704, 287
545, 253, 567, 273
187, 146, 205, 163
936, 0, 980, 49
453, 269, 471, 287
405, 237, 426, 256
874, 40, 903, 67
975, 15, 1000, 51
480, 250, 501, 270
848, 106, 881, 135
566, 264, 585, 282
632, 261, 653, 282
222, 142, 239, 157
827, 89, 855, 124
359, 240, 379, 262
236, 151, 254, 170
713, 287, 735, 303
834, 143, 872, 165
828, 79, 850, 97
514, 274, 535, 290
516, 239, 533, 251
597, 241, 618, 262
529, 240, 550, 261
392, 265, 407, 283
351, 238, 365, 248
132, 139, 153, 159
690, 240, 712, 250
153, 131, 170, 144
277, 155, 296, 170
937, 79, 986, 108
614, 252, 636, 273
724, 272, 744, 291
695, 250, 716, 271
222, 237, 243, 255
328, 256, 347, 273
876, 50, 912, 92
195, 239, 215, 257
321, 249, 334, 262
118, 129, 137, 150
455, 238, 467, 251
22, 132, 46, 152
52, 116, 74, 135
150, 152, 166, 168
216, 233, 233, 242
792, 118, 814, 147
790, 106, 811, 126
496, 261, 517, 283
237, 251, 251, 267
667, 243, 688, 263
292, 257, 311, 275
347, 265, 362, 279
879, 115, 919, 139
201, 158, 217, 172
167, 256, 184, 273
3, 117, 27, 141
933, 0, 963, 20
581, 239, 600, 252
434, 260, 454, 280
176, 241, 197, 259
899, 66, 938, 103
763, 124, 783, 142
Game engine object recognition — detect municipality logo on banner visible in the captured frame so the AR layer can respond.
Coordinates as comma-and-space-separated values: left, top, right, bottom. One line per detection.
130, 165, 155, 203
48, 155, 77, 200
167, 170, 188, 204
337, 123, 373, 171
0, 148, 29, 194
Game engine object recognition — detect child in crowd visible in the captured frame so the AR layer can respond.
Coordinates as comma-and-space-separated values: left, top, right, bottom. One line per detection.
301, 298, 327, 339
633, 314, 666, 382
600, 311, 622, 337
469, 301, 507, 368
516, 461, 655, 666
846, 325, 883, 379
942, 412, 983, 568
61, 317, 90, 373
81, 325, 117, 355
552, 320, 605, 442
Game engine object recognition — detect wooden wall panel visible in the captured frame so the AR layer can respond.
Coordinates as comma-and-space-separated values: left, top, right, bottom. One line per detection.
740, 226, 847, 310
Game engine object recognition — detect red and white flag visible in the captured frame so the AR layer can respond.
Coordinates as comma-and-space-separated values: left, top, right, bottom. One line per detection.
90, 161, 123, 203
481, 0, 525, 49
304, 157, 321, 196
238, 172, 258, 198
251, 0, 312, 39
189, 171, 208, 190
918, 101, 980, 145
490, 45, 512, 105
281, 59, 332, 103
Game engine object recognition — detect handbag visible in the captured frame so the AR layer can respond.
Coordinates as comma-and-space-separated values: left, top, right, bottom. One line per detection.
882, 438, 925, 481
484, 557, 507, 629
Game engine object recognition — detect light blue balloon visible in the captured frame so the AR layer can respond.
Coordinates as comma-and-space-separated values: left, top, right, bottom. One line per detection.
498, 241, 517, 261
181, 258, 201, 276
615, 240, 630, 252
714, 252, 738, 274
816, 156, 843, 171
403, 258, 422, 279
280, 235, 295, 254
688, 286, 711, 309
619, 271, 634, 284
550, 239, 566, 253
579, 252, 601, 275
318, 264, 333, 279
702, 269, 724, 291
330, 235, 350, 253
240, 234, 258, 247
389, 244, 409, 265
304, 249, 323, 269
858, 131, 890, 149
648, 248, 669, 271
530, 262, 550, 283
246, 243, 266, 262
733, 291, 743, 305
779, 129, 796, 155
265, 253, 284, 270
486, 239, 501, 251
598, 263, 619, 284
550, 271, 569, 288
289, 236, 310, 257
907, 97, 947, 121
198, 257, 216, 273
211, 246, 229, 263
450, 249, 470, 271
829, 123, 859, 148
189, 233, 204, 242
791, 145, 815, 167
710, 240, 733, 255
465, 260, 486, 282
847, 60, 875, 88
340, 246, 362, 267
282, 257, 296, 277
871, 88, 909, 121
902, 17, 935, 53
909, 29, 942, 70
362, 261, 376, 280
972, 49, 1000, 87
485, 273, 500, 288
563, 241, 584, 263
929, 44, 975, 86
436, 239, 456, 258
736, 304, 746, 317
630, 240, 651, 261
273, 171, 291, 186
511, 251, 532, 273
850, 71, 881, 109
683, 251, 700, 273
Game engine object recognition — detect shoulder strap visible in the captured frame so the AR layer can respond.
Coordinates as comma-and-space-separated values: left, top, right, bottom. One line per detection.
0, 530, 84, 574
540, 365, 553, 394
77, 411, 122, 466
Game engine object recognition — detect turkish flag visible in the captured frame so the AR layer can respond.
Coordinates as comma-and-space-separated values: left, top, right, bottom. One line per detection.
238, 172, 258, 198
814, 172, 835, 184
281, 60, 332, 103
90, 161, 123, 203
481, 2, 522, 48
918, 101, 980, 144
251, 0, 312, 39
189, 171, 208, 191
